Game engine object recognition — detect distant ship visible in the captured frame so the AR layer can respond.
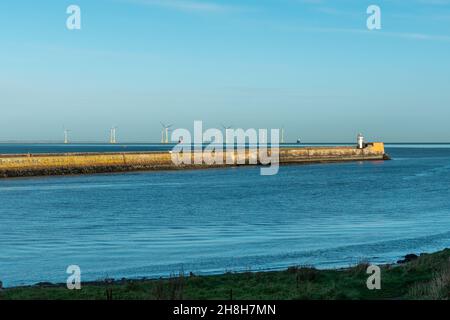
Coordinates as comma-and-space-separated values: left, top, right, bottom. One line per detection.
296, 139, 301, 144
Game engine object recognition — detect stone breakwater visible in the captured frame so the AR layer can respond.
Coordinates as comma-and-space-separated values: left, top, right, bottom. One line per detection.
0, 143, 388, 178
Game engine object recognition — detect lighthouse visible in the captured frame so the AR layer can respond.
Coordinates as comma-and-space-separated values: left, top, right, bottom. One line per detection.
357, 133, 365, 149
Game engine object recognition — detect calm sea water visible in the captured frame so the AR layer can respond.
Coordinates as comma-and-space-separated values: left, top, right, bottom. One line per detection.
1, 145, 450, 287
0, 143, 347, 154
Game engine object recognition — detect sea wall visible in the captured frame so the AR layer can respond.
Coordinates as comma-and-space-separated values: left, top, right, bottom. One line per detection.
0, 143, 388, 178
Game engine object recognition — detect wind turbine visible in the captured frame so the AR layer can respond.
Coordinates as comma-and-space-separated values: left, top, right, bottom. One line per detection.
160, 123, 173, 144
63, 127, 71, 144
221, 124, 233, 144
221, 124, 233, 135
110, 126, 118, 144
281, 127, 285, 144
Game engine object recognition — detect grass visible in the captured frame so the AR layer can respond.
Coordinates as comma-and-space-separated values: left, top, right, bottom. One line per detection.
1, 249, 449, 300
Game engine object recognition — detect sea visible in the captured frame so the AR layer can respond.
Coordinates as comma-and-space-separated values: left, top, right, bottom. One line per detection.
1, 143, 450, 287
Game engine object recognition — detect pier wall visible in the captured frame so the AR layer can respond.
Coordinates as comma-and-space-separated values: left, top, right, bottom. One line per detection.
0, 143, 387, 178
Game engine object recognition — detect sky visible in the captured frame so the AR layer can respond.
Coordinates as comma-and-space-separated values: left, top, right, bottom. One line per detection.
0, 0, 449, 143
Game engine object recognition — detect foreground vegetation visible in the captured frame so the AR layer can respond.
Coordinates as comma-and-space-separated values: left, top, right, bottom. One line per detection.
1, 249, 449, 300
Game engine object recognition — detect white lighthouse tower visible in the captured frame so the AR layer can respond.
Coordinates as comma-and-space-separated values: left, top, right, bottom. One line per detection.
357, 133, 365, 149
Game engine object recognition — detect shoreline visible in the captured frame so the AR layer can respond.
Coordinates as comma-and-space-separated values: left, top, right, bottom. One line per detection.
0, 250, 419, 289
2, 248, 449, 300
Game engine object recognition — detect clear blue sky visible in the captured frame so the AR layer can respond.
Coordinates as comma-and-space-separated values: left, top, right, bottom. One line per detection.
0, 0, 449, 142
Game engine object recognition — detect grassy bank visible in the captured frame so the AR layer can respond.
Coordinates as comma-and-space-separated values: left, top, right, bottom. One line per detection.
1, 249, 449, 300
